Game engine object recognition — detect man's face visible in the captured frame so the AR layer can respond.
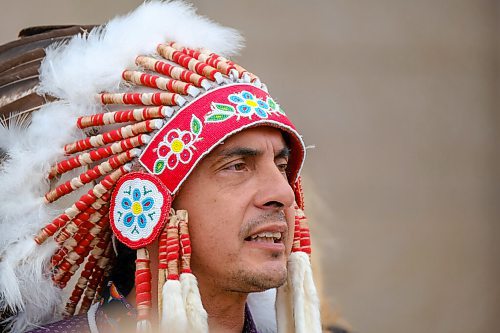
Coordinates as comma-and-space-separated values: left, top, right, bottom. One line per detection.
173, 126, 296, 294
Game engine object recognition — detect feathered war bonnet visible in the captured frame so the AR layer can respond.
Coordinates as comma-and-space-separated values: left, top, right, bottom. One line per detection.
0, 1, 321, 332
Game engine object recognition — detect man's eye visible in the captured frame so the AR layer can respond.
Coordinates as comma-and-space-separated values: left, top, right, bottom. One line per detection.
225, 162, 247, 171
277, 163, 288, 173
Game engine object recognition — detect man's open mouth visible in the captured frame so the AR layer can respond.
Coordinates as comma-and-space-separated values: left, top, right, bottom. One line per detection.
245, 232, 282, 243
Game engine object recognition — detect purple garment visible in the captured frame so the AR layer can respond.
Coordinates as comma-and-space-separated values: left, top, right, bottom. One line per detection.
28, 304, 260, 333
27, 314, 91, 333
243, 304, 260, 333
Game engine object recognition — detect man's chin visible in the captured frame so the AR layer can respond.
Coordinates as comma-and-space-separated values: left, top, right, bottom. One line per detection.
236, 264, 288, 292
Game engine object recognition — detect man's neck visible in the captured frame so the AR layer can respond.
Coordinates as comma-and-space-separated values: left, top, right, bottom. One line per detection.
199, 284, 248, 333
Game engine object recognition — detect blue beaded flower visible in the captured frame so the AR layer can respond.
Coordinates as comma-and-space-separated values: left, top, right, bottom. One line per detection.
228, 91, 270, 118
120, 187, 154, 233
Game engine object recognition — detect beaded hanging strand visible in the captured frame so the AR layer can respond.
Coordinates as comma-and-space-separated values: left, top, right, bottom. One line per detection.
136, 248, 153, 333
161, 211, 188, 332
53, 192, 111, 245
178, 210, 208, 332
51, 203, 109, 268
53, 214, 110, 288
157, 222, 169, 318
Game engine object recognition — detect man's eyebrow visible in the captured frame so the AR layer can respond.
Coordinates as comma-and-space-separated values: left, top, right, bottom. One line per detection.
217, 147, 261, 159
215, 146, 290, 159
276, 147, 291, 159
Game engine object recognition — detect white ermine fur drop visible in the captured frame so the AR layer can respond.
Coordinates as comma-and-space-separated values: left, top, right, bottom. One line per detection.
288, 251, 307, 333
180, 273, 208, 333
276, 283, 294, 333
161, 279, 188, 333
288, 251, 322, 333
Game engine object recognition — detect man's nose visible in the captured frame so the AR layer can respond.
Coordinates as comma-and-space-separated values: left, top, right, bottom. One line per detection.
255, 163, 295, 210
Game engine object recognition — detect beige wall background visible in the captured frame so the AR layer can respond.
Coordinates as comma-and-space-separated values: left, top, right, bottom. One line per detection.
1, 1, 499, 333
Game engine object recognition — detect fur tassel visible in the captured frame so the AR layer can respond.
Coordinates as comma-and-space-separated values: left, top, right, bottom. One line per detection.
161, 279, 188, 333
303, 254, 322, 333
136, 319, 152, 333
287, 251, 322, 333
180, 273, 208, 333
276, 284, 294, 333
287, 252, 307, 333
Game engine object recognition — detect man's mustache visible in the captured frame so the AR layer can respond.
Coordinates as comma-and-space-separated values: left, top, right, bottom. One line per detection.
239, 211, 288, 238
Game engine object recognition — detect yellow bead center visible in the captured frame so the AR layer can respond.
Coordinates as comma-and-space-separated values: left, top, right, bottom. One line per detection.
171, 138, 184, 153
132, 201, 142, 215
246, 100, 258, 107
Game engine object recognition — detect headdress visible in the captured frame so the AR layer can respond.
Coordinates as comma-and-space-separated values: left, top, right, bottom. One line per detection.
0, 2, 321, 332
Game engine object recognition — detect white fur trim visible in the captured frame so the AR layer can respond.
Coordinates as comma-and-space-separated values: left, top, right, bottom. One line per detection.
303, 258, 322, 333
276, 283, 294, 333
161, 279, 188, 332
287, 252, 322, 333
180, 273, 208, 333
288, 252, 307, 333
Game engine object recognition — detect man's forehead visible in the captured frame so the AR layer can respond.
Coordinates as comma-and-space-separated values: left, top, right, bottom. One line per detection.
210, 127, 288, 157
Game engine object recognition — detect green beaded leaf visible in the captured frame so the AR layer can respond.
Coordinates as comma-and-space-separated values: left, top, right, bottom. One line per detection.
206, 113, 232, 123
268, 97, 276, 110
154, 159, 165, 174
213, 103, 235, 113
191, 115, 202, 135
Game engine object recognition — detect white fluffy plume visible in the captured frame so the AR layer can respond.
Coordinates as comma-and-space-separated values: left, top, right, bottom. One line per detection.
39, 0, 243, 104
0, 1, 244, 331
0, 101, 83, 332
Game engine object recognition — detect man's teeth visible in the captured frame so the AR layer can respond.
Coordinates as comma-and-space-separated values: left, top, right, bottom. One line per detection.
249, 232, 281, 242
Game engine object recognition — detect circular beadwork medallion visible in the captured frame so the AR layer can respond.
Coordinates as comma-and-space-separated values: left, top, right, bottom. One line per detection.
110, 172, 171, 249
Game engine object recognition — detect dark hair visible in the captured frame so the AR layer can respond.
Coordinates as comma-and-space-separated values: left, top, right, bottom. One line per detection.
109, 240, 136, 297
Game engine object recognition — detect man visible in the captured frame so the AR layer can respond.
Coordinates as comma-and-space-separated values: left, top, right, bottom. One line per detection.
0, 2, 323, 332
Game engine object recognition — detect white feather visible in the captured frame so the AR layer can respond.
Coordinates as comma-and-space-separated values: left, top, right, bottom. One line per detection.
0, 101, 82, 333
39, 1, 243, 104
